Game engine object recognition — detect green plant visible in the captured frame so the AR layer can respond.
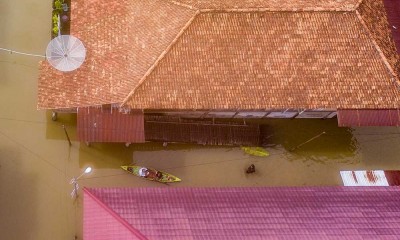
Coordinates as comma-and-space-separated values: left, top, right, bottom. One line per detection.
52, 12, 59, 35
53, 26, 59, 35
52, 13, 58, 25
54, 0, 63, 10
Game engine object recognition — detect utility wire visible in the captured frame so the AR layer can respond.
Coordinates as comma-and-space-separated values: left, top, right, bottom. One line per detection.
0, 47, 45, 58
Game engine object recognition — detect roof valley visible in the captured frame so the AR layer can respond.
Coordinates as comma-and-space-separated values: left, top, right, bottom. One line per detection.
168, 0, 199, 10
122, 10, 200, 106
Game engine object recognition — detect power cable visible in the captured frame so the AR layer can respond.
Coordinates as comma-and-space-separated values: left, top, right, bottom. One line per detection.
0, 47, 45, 58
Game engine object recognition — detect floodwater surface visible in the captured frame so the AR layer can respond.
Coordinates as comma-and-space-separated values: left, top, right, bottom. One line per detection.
1, 0, 400, 239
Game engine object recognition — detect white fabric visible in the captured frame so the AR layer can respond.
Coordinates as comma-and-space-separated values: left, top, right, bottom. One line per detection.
138, 168, 148, 177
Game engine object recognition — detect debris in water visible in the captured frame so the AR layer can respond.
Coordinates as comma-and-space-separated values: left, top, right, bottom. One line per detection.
246, 164, 256, 174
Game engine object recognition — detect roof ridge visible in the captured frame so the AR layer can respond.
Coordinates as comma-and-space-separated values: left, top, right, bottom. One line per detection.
122, 10, 200, 106
167, 0, 198, 10
199, 8, 355, 12
355, 10, 400, 88
83, 188, 148, 240
164, 0, 360, 12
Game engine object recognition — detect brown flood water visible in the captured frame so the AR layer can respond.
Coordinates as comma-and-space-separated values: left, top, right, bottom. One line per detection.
1, 0, 400, 239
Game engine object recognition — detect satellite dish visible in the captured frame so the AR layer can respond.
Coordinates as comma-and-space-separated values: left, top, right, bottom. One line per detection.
46, 35, 86, 72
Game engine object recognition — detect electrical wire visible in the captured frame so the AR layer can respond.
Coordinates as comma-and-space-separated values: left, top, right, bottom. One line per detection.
0, 47, 45, 58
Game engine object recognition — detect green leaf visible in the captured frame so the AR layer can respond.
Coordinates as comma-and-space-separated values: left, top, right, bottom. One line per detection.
52, 26, 59, 35
52, 13, 58, 24
54, 0, 63, 9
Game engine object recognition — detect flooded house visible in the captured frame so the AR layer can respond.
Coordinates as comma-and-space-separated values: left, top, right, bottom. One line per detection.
38, 0, 400, 145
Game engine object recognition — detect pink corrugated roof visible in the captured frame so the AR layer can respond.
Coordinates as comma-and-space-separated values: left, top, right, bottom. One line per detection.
84, 188, 145, 240
337, 109, 400, 127
84, 187, 400, 239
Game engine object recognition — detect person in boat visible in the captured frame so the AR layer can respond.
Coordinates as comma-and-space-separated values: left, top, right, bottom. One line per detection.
138, 167, 151, 178
156, 171, 163, 180
139, 167, 162, 179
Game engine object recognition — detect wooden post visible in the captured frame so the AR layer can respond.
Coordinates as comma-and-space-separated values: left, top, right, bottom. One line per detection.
73, 180, 78, 198
51, 111, 58, 121
62, 124, 72, 146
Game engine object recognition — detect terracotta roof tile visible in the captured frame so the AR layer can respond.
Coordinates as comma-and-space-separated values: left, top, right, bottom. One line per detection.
125, 11, 400, 109
38, 0, 400, 110
169, 0, 360, 11
358, 0, 400, 81
38, 0, 196, 109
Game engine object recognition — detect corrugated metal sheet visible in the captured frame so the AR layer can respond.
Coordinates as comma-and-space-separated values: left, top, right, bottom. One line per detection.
77, 107, 145, 143
337, 109, 400, 127
384, 0, 400, 53
84, 187, 400, 239
83, 189, 144, 240
385, 170, 400, 186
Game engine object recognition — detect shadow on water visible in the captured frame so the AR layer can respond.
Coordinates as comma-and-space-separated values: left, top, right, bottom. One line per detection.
45, 111, 77, 141
79, 142, 233, 169
49, 114, 235, 169
254, 118, 360, 164
79, 142, 135, 168
49, 113, 361, 168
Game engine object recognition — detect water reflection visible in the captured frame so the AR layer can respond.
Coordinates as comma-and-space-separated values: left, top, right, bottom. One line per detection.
79, 142, 237, 170
257, 119, 360, 164
72, 117, 362, 170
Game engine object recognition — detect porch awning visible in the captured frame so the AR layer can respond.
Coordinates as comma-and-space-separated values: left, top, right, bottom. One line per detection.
77, 107, 145, 143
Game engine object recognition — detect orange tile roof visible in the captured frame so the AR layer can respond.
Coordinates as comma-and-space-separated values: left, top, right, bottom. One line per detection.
358, 0, 400, 83
38, 0, 196, 109
38, 0, 400, 110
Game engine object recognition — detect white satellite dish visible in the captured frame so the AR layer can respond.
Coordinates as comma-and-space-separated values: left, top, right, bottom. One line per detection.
46, 35, 86, 72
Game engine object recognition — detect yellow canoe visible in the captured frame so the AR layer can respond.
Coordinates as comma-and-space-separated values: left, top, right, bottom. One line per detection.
121, 165, 181, 183
241, 147, 270, 157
